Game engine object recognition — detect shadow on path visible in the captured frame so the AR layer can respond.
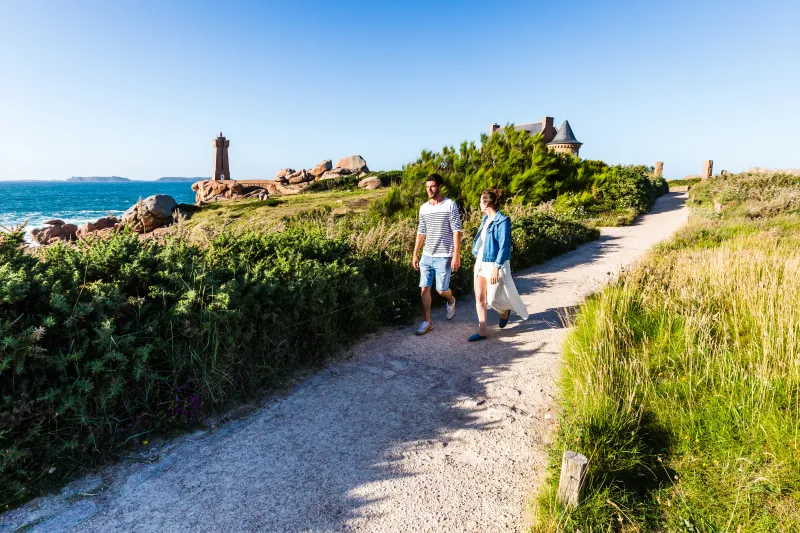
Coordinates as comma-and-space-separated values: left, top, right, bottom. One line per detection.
0, 193, 689, 533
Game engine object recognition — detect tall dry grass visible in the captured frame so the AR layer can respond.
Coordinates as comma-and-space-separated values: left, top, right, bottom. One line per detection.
534, 172, 800, 532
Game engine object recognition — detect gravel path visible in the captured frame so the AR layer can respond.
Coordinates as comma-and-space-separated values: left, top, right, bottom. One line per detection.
1, 193, 688, 533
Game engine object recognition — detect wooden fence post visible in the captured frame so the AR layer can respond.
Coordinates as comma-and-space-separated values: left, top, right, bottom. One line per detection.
557, 451, 588, 508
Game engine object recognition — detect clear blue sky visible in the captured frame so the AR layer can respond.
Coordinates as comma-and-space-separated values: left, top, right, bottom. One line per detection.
1, 0, 797, 180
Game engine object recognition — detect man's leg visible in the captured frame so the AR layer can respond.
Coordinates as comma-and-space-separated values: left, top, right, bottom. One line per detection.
421, 286, 432, 323
435, 257, 455, 305
419, 255, 434, 325
437, 288, 455, 306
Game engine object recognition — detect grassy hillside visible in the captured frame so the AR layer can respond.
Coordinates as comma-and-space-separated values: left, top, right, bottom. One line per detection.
176, 188, 385, 241
0, 185, 600, 509
533, 172, 800, 532
0, 132, 667, 509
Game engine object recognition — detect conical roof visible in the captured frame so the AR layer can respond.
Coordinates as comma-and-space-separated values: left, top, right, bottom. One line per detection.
548, 120, 581, 145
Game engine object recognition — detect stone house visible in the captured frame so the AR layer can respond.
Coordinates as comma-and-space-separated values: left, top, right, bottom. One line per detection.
490, 116, 582, 156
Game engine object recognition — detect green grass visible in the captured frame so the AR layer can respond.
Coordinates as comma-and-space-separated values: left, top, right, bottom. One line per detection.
532, 172, 800, 532
176, 188, 385, 241
668, 177, 702, 189
0, 184, 603, 509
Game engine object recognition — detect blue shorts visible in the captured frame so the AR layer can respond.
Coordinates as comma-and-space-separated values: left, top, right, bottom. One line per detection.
419, 254, 452, 291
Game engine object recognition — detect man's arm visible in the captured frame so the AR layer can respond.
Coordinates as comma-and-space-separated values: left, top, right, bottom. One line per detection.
449, 201, 463, 271
451, 231, 461, 270
414, 208, 426, 270
412, 233, 425, 270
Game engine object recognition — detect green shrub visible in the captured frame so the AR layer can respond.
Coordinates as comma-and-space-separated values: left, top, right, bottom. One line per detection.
668, 177, 701, 188
1, 199, 599, 507
303, 170, 403, 194
370, 127, 667, 223
302, 175, 360, 193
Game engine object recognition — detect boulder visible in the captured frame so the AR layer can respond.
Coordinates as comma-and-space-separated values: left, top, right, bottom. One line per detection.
336, 155, 368, 173
61, 223, 78, 237
121, 195, 177, 233
310, 159, 333, 177
30, 220, 79, 244
358, 176, 382, 190
320, 167, 352, 180
242, 190, 271, 201
288, 169, 312, 184
31, 224, 78, 244
275, 168, 296, 180
77, 216, 118, 240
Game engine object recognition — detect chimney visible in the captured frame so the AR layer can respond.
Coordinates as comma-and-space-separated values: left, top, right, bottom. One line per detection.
542, 116, 555, 142
490, 123, 500, 135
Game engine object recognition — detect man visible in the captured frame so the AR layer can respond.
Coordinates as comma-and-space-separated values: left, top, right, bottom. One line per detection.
412, 173, 462, 335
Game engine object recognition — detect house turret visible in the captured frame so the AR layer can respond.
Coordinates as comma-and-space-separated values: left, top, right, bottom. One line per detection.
547, 120, 582, 156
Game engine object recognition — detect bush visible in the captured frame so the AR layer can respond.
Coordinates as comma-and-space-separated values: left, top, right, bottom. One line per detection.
667, 177, 701, 188
0, 227, 377, 506
370, 127, 667, 224
1, 199, 599, 507
303, 170, 403, 194
303, 175, 361, 193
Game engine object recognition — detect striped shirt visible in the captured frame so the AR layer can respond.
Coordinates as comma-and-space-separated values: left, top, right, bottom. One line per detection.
417, 198, 462, 257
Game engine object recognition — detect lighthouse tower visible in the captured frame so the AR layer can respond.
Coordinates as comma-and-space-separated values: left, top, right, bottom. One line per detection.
212, 132, 230, 180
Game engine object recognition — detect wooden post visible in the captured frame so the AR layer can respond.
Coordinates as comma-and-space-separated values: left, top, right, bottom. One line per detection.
557, 451, 588, 508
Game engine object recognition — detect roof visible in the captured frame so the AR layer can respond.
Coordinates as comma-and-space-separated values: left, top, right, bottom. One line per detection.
496, 122, 542, 136
548, 120, 581, 145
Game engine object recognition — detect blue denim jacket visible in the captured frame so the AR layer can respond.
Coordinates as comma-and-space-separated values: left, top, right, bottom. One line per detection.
471, 212, 511, 268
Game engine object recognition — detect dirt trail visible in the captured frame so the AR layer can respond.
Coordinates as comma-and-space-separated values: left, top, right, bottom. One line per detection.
1, 193, 688, 533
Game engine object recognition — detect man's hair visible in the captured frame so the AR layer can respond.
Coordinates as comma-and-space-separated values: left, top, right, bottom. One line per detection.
425, 173, 444, 187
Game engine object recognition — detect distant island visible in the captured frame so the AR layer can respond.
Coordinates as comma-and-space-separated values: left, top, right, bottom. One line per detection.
67, 176, 131, 183
156, 177, 207, 182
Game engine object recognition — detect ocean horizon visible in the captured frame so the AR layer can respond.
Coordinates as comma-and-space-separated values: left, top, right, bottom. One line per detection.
0, 181, 198, 231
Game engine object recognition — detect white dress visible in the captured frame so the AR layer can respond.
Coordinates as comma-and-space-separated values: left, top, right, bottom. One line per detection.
474, 216, 529, 320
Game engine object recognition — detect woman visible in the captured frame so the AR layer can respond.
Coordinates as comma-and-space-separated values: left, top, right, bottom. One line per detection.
468, 189, 529, 342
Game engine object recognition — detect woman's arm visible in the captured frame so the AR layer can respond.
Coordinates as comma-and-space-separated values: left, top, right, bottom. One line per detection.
493, 218, 511, 267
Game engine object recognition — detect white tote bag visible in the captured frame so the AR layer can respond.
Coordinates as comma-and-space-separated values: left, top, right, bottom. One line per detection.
485, 260, 529, 320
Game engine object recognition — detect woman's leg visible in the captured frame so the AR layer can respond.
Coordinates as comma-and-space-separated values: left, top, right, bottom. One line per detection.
475, 274, 488, 336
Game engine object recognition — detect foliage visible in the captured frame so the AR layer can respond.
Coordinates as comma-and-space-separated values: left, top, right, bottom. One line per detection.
0, 197, 598, 507
302, 175, 361, 193
533, 172, 800, 532
668, 177, 702, 188
303, 171, 404, 194
370, 127, 667, 225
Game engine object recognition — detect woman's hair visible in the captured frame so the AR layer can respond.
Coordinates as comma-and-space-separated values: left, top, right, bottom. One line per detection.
480, 189, 503, 209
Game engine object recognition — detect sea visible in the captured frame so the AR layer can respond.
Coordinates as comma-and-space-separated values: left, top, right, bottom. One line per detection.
0, 181, 197, 232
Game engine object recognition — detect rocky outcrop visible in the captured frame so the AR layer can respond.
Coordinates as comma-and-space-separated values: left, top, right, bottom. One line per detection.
30, 220, 79, 245
76, 216, 119, 240
358, 176, 382, 190
310, 159, 333, 178
336, 155, 368, 173
275, 168, 295, 181
273, 156, 369, 183
121, 195, 178, 233
192, 180, 275, 203
320, 168, 352, 180
288, 169, 313, 185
